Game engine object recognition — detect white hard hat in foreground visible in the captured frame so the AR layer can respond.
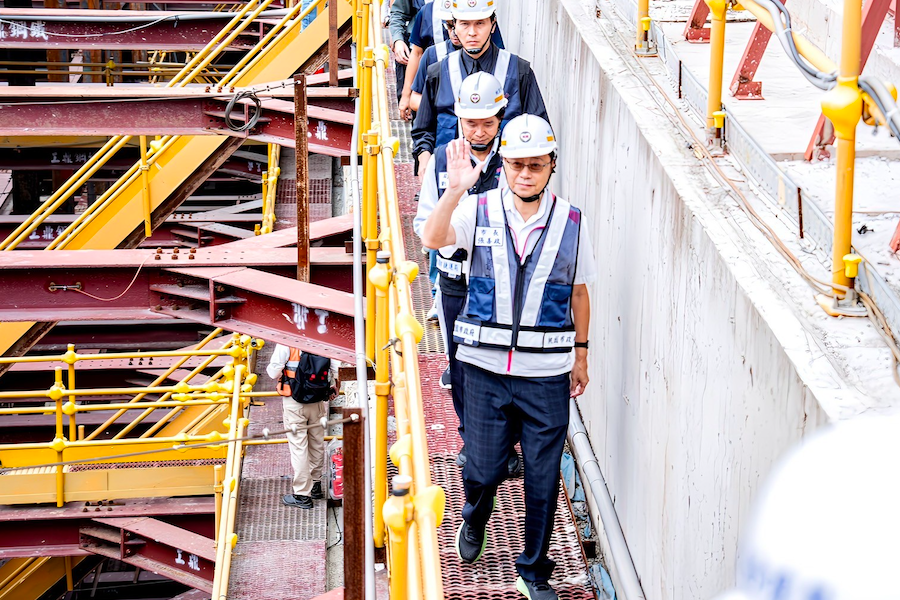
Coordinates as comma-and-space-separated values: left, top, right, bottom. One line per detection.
724, 414, 900, 600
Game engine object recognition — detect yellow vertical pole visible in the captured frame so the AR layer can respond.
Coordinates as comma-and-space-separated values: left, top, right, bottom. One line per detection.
383, 475, 413, 600
66, 344, 77, 442
369, 251, 391, 548
822, 0, 862, 292
636, 0, 649, 48
705, 0, 728, 131
213, 464, 224, 542
64, 556, 74, 591
360, 0, 371, 57
359, 48, 374, 151
53, 367, 65, 508
365, 131, 380, 362
139, 135, 152, 237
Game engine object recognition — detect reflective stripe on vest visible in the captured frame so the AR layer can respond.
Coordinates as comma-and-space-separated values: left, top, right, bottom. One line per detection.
438, 49, 515, 147
277, 347, 302, 396
435, 38, 452, 61
454, 189, 580, 352
431, 2, 446, 50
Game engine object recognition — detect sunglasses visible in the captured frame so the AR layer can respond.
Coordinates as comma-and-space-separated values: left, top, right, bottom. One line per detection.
503, 159, 551, 173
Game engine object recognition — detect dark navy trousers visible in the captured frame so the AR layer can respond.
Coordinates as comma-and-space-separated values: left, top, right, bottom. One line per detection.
440, 291, 466, 438
460, 363, 570, 583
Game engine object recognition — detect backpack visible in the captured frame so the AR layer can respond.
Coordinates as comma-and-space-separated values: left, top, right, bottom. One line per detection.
277, 348, 333, 404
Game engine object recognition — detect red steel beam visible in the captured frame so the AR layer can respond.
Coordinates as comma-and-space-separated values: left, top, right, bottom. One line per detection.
684, 0, 711, 42
0, 248, 358, 362
80, 517, 216, 593
0, 496, 214, 559
0, 88, 354, 156
0, 9, 259, 50
729, 20, 778, 99
804, 0, 892, 159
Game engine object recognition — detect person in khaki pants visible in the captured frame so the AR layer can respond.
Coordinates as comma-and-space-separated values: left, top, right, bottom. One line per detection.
267, 344, 340, 509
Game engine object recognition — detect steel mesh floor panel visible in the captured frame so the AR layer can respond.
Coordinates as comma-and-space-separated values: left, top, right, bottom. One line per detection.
431, 454, 594, 600
233, 477, 326, 542
228, 539, 326, 600
68, 458, 225, 472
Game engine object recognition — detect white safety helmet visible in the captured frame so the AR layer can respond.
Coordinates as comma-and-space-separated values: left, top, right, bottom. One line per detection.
451, 0, 496, 20
499, 114, 558, 159
454, 72, 507, 119
435, 0, 454, 20
721, 414, 900, 600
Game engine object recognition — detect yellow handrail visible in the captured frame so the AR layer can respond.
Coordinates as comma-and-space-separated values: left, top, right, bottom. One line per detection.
358, 0, 446, 596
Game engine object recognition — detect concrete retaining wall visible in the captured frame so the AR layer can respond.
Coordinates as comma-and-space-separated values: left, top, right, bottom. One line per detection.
496, 1, 833, 598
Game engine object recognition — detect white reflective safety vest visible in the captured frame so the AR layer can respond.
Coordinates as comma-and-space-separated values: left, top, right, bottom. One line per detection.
453, 189, 581, 353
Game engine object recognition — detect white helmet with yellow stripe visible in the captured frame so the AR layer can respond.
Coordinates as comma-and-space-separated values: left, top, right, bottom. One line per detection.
499, 114, 557, 158
454, 72, 507, 119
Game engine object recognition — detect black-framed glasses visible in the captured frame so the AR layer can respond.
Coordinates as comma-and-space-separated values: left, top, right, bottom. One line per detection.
503, 158, 551, 173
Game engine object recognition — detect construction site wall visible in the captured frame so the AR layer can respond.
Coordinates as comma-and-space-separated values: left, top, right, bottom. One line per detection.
497, 1, 833, 598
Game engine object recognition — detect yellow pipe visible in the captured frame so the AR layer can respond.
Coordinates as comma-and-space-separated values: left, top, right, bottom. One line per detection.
169, 0, 261, 85
222, 0, 327, 86
219, 0, 324, 87
85, 329, 227, 441
211, 365, 245, 599
0, 342, 234, 365
370, 253, 391, 548
1, 136, 132, 251
821, 0, 863, 291
48, 135, 181, 250
705, 0, 728, 130
67, 345, 77, 443
64, 556, 73, 592
738, 0, 836, 73
140, 135, 152, 238
0, 399, 228, 416
213, 464, 224, 542
383, 477, 413, 600
637, 0, 650, 48
365, 130, 380, 361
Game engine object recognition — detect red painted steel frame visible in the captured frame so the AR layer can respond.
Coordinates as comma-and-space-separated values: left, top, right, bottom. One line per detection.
730, 22, 776, 99
0, 248, 358, 362
0, 90, 355, 157
684, 0, 712, 42
0, 497, 214, 559
0, 9, 259, 51
804, 0, 892, 159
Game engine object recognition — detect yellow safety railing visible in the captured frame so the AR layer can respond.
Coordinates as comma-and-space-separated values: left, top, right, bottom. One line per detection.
258, 143, 282, 235
700, 0, 899, 303
0, 0, 327, 254
0, 334, 264, 509
353, 0, 446, 598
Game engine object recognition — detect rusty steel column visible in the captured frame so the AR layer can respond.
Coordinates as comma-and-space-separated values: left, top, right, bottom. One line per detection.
295, 74, 310, 283
329, 0, 340, 87
342, 407, 365, 600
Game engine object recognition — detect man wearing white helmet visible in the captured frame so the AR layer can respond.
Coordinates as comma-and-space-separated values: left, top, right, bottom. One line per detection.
718, 414, 900, 600
413, 72, 521, 475
411, 0, 548, 179
422, 114, 595, 600
398, 0, 505, 121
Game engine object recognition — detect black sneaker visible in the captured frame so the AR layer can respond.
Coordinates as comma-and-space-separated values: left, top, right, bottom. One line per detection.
282, 494, 313, 509
455, 521, 487, 564
507, 451, 523, 478
516, 577, 558, 600
440, 367, 452, 389
455, 445, 467, 467
310, 481, 324, 500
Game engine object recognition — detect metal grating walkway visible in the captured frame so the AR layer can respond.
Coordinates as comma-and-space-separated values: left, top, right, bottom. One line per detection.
227, 343, 328, 600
